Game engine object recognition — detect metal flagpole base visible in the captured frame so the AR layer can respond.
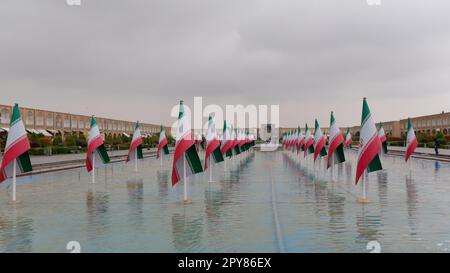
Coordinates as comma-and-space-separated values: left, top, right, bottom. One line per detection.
356, 198, 369, 204
178, 199, 193, 205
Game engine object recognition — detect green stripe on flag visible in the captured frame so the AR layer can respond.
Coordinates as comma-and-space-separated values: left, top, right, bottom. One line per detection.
212, 148, 224, 163
334, 144, 346, 163
97, 144, 110, 163
17, 151, 32, 173
185, 145, 203, 174
367, 154, 382, 173
10, 104, 22, 126
137, 145, 143, 159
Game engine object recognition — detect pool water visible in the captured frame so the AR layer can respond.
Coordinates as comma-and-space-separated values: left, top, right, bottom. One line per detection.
1, 150, 450, 253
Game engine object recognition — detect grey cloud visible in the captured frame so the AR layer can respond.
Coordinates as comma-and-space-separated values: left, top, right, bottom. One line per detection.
1, 0, 450, 127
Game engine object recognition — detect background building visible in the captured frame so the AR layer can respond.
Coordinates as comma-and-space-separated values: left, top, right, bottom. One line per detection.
0, 104, 171, 138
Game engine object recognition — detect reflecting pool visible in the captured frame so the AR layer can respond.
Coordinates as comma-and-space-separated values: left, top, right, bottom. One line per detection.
1, 150, 450, 253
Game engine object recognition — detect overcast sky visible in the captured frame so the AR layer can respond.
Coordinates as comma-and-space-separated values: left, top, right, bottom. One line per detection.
1, 0, 450, 128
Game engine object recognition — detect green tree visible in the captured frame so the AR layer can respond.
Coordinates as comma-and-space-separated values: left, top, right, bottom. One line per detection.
53, 135, 63, 146
64, 134, 77, 146
76, 134, 87, 147
417, 132, 429, 144
435, 131, 447, 145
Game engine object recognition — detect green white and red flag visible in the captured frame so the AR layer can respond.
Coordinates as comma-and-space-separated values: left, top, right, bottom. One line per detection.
86, 116, 110, 172
220, 121, 233, 158
345, 128, 352, 148
157, 124, 169, 159
231, 127, 241, 155
405, 118, 418, 162
313, 119, 327, 161
296, 127, 305, 154
304, 123, 315, 157
195, 134, 202, 152
205, 115, 224, 170
292, 129, 299, 152
378, 122, 388, 154
326, 111, 346, 169
284, 132, 291, 150
126, 121, 143, 162
0, 104, 32, 183
243, 132, 254, 151
201, 134, 206, 150
238, 129, 246, 150
171, 101, 203, 186
288, 131, 294, 150
355, 98, 382, 184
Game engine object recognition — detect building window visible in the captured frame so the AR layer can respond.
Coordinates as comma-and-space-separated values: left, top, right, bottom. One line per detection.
80, 118, 85, 129
36, 111, 44, 126
71, 116, 78, 129
56, 115, 62, 128
64, 115, 70, 128
1, 107, 10, 124
47, 114, 53, 127
25, 111, 34, 125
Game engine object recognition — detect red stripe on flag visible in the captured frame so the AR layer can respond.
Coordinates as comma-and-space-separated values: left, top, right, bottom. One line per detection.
0, 136, 30, 183
86, 136, 104, 173
355, 134, 381, 184
126, 138, 143, 162
327, 134, 344, 168
171, 133, 195, 186
405, 138, 418, 162
157, 138, 168, 159
205, 139, 220, 170
314, 137, 326, 161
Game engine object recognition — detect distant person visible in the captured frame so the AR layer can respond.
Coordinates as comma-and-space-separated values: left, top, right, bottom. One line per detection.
434, 138, 441, 155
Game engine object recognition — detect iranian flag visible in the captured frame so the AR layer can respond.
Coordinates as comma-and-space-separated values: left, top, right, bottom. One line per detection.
171, 101, 203, 186
287, 130, 293, 151
326, 111, 346, 169
405, 118, 418, 162
86, 116, 110, 172
313, 119, 327, 161
231, 127, 241, 155
238, 129, 246, 151
292, 129, 299, 152
304, 123, 315, 157
195, 134, 202, 152
156, 124, 169, 159
204, 116, 224, 170
126, 121, 143, 162
220, 121, 233, 158
0, 104, 32, 183
355, 98, 382, 184
345, 128, 352, 148
378, 122, 388, 154
296, 127, 305, 154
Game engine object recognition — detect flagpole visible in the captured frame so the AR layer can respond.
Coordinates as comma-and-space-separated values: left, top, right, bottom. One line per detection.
409, 159, 412, 178
134, 150, 138, 172
330, 155, 334, 182
209, 157, 213, 182
160, 154, 163, 168
12, 158, 16, 202
183, 154, 188, 201
361, 171, 367, 203
92, 153, 95, 184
